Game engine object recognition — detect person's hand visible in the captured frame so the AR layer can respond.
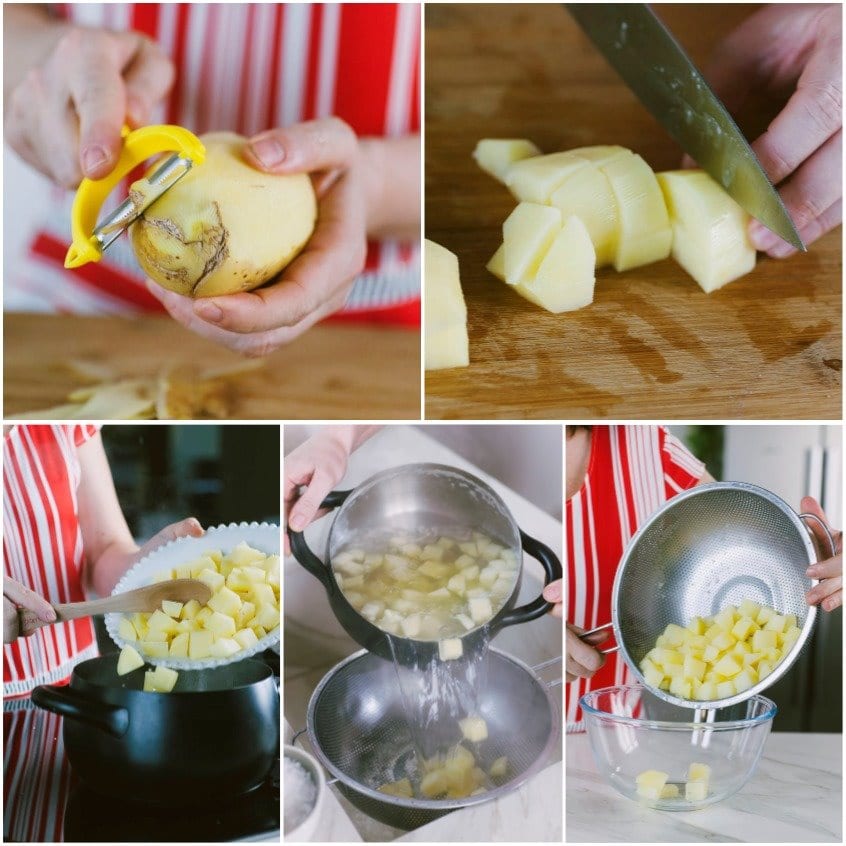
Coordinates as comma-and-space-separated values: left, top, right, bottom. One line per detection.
148, 117, 368, 357
127, 517, 204, 569
3, 578, 57, 643
543, 579, 563, 618
802, 496, 842, 612
6, 25, 174, 187
702, 4, 841, 257
284, 430, 355, 553
566, 623, 610, 682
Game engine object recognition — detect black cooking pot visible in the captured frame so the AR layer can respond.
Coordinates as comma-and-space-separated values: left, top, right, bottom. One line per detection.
31, 655, 279, 806
289, 463, 562, 665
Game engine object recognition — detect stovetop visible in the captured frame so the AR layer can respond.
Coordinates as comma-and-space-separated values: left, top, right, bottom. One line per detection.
4, 650, 280, 843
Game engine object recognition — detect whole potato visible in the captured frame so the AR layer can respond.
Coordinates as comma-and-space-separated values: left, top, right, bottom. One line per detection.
131, 132, 317, 298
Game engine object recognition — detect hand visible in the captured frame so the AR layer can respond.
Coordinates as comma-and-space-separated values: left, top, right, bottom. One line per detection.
543, 579, 563, 618
566, 623, 609, 682
802, 496, 842, 612
148, 118, 368, 357
702, 5, 841, 257
6, 25, 174, 187
125, 517, 205, 571
284, 430, 355, 554
3, 578, 57, 643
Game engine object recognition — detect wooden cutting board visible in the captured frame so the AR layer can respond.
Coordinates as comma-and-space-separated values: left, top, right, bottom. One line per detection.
425, 4, 841, 419
4, 314, 421, 420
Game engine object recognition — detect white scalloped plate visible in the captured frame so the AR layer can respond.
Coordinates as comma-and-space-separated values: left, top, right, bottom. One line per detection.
105, 522, 280, 669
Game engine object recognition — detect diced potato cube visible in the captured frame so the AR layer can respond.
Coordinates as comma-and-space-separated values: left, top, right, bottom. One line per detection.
702, 644, 721, 664
174, 566, 191, 580
752, 629, 778, 652
661, 784, 680, 799
140, 641, 169, 659
635, 770, 668, 800
206, 611, 237, 638
664, 663, 684, 679
227, 541, 266, 568
782, 625, 801, 650
711, 631, 736, 652
668, 676, 692, 699
198, 568, 225, 592
251, 583, 276, 608
253, 603, 280, 631
189, 556, 217, 578
209, 637, 241, 658
694, 680, 718, 700
640, 658, 665, 688
783, 614, 798, 631
473, 138, 542, 181
683, 655, 707, 683
459, 716, 488, 743
169, 632, 190, 658
117, 645, 145, 675
447, 574, 466, 595
713, 608, 736, 631
653, 648, 683, 666
454, 553, 476, 570
764, 613, 787, 634
489, 756, 508, 778
118, 618, 137, 641
234, 628, 260, 650
688, 762, 711, 783
458, 542, 478, 557
379, 778, 414, 798
361, 601, 385, 622
181, 599, 201, 620
739, 599, 762, 618
420, 769, 448, 798
251, 624, 268, 639
715, 679, 736, 698
468, 596, 493, 624
439, 638, 463, 661
756, 605, 775, 626
188, 630, 214, 659
713, 654, 742, 679
733, 668, 757, 693
685, 780, 708, 801
419, 560, 451, 580
757, 660, 773, 679
143, 666, 179, 693
687, 616, 706, 636
401, 614, 422, 638
663, 624, 688, 647
456, 613, 475, 631
731, 618, 757, 642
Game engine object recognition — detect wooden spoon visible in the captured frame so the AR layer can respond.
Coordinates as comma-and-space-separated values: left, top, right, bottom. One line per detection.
7, 579, 212, 640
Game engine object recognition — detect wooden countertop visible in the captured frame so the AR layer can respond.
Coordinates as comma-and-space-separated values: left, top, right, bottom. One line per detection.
424, 4, 841, 419
4, 314, 420, 420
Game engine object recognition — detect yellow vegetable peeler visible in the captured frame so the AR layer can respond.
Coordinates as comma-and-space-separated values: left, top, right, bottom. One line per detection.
64, 124, 205, 269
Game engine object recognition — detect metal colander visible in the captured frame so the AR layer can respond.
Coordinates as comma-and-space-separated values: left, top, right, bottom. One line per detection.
587, 482, 834, 710
305, 649, 559, 830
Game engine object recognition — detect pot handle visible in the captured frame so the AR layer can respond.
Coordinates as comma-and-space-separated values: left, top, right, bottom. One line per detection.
799, 512, 839, 560
498, 531, 562, 627
31, 684, 129, 738
287, 489, 353, 591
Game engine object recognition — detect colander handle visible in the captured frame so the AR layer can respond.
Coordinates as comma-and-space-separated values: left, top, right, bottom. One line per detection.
799, 512, 839, 559
580, 621, 619, 654
287, 489, 353, 590
498, 531, 562, 627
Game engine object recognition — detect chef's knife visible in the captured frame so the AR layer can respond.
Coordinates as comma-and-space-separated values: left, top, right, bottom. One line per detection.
567, 4, 805, 251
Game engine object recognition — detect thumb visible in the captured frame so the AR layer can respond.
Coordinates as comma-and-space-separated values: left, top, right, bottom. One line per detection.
243, 117, 358, 175
140, 517, 204, 556
543, 579, 562, 603
288, 469, 333, 533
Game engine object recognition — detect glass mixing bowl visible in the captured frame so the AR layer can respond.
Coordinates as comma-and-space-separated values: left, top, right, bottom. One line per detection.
581, 685, 776, 810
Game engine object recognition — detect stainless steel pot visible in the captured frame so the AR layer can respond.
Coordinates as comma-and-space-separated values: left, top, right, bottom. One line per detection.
289, 463, 561, 665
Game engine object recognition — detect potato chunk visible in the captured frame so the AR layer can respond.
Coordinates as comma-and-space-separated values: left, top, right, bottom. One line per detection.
117, 645, 145, 675
635, 769, 668, 800
424, 239, 469, 370
473, 138, 541, 182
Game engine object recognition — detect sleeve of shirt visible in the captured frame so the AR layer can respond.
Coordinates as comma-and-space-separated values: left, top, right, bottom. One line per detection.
660, 427, 706, 496
72, 424, 101, 447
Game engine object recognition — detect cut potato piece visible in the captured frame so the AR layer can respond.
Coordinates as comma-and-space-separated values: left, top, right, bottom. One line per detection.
143, 665, 179, 693
550, 165, 619, 267
505, 152, 590, 203
379, 778, 414, 798
502, 202, 562, 285
439, 638, 463, 661
601, 153, 671, 271
473, 138, 541, 182
519, 216, 596, 313
657, 169, 755, 293
116, 645, 145, 675
685, 780, 708, 801
424, 239, 469, 370
489, 756, 508, 778
459, 716, 488, 742
635, 769, 668, 800
660, 783, 680, 799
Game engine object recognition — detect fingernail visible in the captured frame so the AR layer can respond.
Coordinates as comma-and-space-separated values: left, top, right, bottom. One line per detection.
290, 514, 306, 531
44, 608, 57, 623
748, 221, 781, 252
768, 240, 796, 259
195, 301, 224, 323
249, 136, 285, 168
806, 566, 818, 576
82, 144, 110, 175
543, 582, 561, 602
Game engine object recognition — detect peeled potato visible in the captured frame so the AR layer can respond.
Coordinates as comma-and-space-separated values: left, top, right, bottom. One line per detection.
131, 133, 317, 298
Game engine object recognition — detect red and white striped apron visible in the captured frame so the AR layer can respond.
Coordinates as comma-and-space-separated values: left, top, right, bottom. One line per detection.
7, 3, 420, 322
566, 426, 705, 732
3, 424, 100, 699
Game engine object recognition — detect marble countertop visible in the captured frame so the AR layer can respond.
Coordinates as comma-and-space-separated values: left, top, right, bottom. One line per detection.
566, 731, 842, 842
284, 425, 563, 842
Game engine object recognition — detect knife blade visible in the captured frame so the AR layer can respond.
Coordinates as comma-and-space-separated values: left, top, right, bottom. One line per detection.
567, 3, 805, 251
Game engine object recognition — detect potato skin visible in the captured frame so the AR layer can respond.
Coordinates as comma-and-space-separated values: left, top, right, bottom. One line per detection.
131, 132, 317, 297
